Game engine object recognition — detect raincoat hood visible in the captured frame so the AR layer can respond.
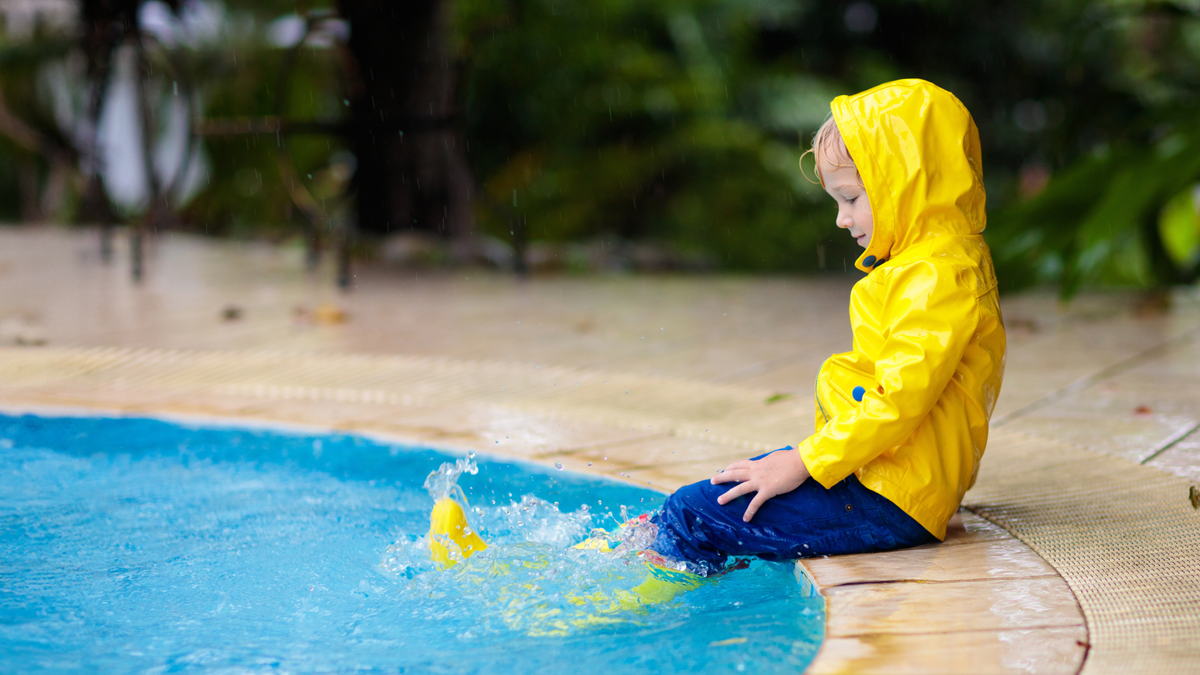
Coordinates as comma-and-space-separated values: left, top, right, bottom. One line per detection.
831, 79, 987, 273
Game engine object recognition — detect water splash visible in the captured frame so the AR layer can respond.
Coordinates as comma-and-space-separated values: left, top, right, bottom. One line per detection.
423, 450, 478, 505
411, 453, 766, 633
477, 494, 593, 548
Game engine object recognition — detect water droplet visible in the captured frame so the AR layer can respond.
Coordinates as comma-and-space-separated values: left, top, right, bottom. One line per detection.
554, 462, 564, 470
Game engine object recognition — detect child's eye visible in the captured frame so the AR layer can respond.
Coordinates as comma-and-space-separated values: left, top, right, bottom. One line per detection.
846, 197, 858, 205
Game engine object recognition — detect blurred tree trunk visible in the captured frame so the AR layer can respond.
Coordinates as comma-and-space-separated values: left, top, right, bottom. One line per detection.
336, 0, 475, 243
79, 0, 141, 257
17, 157, 44, 222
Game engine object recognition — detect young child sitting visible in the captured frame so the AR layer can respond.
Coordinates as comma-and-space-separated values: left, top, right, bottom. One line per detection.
644, 78, 1007, 575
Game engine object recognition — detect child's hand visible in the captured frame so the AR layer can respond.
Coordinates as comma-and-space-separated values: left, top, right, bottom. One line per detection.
711, 450, 811, 523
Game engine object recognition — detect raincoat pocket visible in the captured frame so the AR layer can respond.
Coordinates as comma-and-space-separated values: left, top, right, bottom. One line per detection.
815, 357, 878, 429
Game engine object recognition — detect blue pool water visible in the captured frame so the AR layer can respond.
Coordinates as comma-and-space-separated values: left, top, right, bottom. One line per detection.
0, 414, 823, 673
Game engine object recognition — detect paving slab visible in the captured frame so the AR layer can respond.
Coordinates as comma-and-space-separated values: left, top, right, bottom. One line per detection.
803, 533, 1059, 586
1146, 430, 1200, 483
809, 627, 1087, 675
823, 576, 1082, 636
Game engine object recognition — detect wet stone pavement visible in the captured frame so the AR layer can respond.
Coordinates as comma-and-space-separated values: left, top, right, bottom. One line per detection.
2, 227, 1198, 674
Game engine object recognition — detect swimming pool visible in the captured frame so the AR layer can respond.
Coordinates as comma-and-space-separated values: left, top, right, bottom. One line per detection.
0, 413, 823, 673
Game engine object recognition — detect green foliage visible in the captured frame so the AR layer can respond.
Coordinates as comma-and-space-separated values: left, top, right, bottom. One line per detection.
981, 1, 1200, 297
3, 0, 1200, 293
179, 40, 350, 238
988, 129, 1200, 297
0, 34, 79, 221
452, 0, 1200, 282
1160, 185, 1200, 270
0, 1, 348, 238
163, 2, 346, 237
454, 0, 852, 272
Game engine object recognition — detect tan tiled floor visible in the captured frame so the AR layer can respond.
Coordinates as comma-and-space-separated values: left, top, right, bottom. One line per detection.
799, 513, 1090, 674
3, 226, 1200, 674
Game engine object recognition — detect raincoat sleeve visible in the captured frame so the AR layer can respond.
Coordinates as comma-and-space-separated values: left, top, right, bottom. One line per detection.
798, 261, 980, 488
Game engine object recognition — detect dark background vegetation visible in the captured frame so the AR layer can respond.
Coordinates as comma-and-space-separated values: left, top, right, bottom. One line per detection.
2, 0, 1199, 296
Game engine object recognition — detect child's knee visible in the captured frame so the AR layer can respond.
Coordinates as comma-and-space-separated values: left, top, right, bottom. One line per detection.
660, 479, 742, 530
669, 479, 727, 512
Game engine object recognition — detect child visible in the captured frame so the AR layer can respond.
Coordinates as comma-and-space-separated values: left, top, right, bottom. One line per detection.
644, 78, 1007, 574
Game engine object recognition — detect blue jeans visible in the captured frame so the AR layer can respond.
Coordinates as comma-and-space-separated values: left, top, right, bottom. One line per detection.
649, 448, 936, 573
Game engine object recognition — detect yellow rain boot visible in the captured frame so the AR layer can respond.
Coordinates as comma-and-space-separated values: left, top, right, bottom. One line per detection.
429, 498, 489, 568
572, 513, 651, 553
622, 554, 749, 608
565, 561, 705, 616
628, 562, 705, 605
572, 534, 621, 553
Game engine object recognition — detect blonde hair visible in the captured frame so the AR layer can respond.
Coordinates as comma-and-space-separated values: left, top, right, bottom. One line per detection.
801, 112, 860, 188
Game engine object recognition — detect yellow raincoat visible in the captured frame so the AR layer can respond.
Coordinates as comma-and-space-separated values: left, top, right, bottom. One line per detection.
798, 79, 1006, 540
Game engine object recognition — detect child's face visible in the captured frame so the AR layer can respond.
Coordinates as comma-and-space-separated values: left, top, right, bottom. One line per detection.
820, 159, 874, 249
